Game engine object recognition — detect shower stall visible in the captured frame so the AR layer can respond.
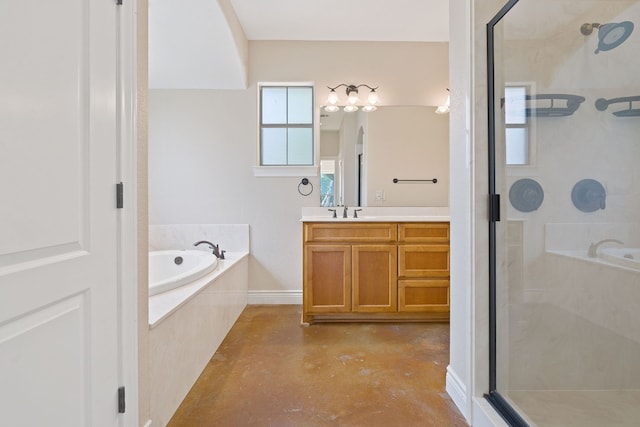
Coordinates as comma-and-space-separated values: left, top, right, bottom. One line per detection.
486, 0, 640, 425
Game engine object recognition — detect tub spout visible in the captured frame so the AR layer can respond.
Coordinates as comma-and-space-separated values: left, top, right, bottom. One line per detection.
587, 239, 624, 258
193, 240, 226, 259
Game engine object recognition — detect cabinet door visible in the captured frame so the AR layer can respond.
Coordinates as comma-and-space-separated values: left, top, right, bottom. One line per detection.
352, 245, 397, 313
304, 245, 351, 313
398, 279, 450, 312
398, 244, 450, 278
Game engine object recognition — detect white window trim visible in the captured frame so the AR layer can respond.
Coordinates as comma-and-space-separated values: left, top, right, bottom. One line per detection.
254, 82, 320, 177
252, 165, 319, 177
505, 81, 538, 176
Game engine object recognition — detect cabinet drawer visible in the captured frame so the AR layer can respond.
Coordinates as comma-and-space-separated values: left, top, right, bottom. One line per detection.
398, 223, 449, 243
398, 279, 449, 312
398, 245, 450, 277
304, 223, 397, 243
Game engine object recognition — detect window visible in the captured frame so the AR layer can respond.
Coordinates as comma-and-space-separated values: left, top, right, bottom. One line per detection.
260, 85, 314, 166
504, 85, 531, 165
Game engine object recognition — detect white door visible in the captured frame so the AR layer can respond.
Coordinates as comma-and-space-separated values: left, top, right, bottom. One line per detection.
0, 1, 121, 426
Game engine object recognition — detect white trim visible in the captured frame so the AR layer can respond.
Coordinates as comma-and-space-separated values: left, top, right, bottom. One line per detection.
142, 421, 152, 427
117, 1, 139, 425
252, 165, 318, 177
446, 365, 469, 421
248, 290, 303, 305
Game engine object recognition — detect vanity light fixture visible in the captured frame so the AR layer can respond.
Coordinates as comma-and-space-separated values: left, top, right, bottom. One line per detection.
435, 88, 450, 114
325, 83, 379, 113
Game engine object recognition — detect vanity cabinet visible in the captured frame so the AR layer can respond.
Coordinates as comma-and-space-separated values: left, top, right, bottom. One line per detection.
302, 221, 449, 324
397, 223, 450, 313
303, 223, 397, 323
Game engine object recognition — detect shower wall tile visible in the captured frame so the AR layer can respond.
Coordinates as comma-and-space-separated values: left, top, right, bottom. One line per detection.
149, 224, 250, 253
545, 222, 640, 252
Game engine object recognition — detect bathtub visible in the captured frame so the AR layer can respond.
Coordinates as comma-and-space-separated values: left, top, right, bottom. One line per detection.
148, 250, 218, 296
600, 247, 640, 271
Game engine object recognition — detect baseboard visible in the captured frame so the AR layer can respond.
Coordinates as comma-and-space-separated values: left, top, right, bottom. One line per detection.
248, 290, 302, 305
446, 365, 469, 422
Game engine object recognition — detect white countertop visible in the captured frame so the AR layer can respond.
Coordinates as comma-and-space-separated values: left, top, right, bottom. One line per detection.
300, 206, 450, 222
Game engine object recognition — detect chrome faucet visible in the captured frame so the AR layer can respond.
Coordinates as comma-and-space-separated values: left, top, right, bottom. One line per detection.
587, 239, 624, 258
193, 240, 226, 259
342, 206, 348, 218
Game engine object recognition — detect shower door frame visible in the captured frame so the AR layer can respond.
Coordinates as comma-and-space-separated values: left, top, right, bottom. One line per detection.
485, 0, 530, 425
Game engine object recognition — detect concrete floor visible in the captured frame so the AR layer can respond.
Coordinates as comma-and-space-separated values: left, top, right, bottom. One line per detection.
168, 305, 468, 427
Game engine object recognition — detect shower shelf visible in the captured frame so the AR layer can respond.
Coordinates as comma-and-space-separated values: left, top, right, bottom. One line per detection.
595, 96, 640, 117
524, 94, 586, 117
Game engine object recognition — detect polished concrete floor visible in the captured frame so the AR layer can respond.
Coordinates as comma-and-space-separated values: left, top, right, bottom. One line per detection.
168, 305, 468, 427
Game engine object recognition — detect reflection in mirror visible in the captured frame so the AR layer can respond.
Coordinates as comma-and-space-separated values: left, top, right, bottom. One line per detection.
319, 106, 449, 208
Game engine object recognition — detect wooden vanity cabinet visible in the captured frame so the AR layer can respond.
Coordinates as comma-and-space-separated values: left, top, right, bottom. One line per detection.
303, 223, 397, 323
303, 222, 449, 324
397, 223, 450, 314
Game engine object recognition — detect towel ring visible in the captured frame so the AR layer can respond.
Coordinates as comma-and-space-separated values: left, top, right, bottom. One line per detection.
298, 178, 313, 196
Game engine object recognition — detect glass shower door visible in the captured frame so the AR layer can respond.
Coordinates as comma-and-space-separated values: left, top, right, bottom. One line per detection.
487, 1, 640, 425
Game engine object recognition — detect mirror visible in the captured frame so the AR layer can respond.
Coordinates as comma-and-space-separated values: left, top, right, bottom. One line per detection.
319, 106, 449, 207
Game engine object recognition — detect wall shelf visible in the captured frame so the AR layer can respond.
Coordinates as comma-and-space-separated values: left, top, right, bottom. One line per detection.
595, 96, 640, 117
524, 94, 586, 117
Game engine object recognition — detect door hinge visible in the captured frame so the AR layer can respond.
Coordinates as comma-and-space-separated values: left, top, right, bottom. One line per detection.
116, 182, 124, 209
489, 194, 501, 222
118, 386, 126, 413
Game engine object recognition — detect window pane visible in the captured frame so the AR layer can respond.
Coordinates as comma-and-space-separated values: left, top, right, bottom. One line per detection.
262, 128, 287, 165
505, 86, 526, 125
288, 87, 313, 124
287, 128, 313, 165
506, 127, 528, 165
262, 87, 287, 124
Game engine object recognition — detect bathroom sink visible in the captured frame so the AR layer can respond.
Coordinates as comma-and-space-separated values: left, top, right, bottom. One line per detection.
300, 215, 378, 222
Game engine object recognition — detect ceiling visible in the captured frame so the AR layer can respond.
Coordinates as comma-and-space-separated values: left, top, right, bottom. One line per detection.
229, 0, 449, 42
149, 0, 449, 89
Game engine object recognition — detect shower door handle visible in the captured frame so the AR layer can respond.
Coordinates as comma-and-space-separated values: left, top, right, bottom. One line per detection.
489, 194, 501, 222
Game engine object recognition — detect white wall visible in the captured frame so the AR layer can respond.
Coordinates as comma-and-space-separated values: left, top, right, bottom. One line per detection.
149, 41, 449, 297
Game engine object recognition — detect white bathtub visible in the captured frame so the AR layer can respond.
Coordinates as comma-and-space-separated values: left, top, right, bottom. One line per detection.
148, 250, 218, 296
600, 247, 640, 271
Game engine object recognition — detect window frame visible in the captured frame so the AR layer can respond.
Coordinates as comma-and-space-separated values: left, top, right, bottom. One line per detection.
254, 82, 319, 177
504, 82, 537, 173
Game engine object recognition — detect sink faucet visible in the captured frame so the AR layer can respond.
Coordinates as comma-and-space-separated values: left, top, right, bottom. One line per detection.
587, 239, 624, 258
193, 240, 226, 259
342, 206, 348, 218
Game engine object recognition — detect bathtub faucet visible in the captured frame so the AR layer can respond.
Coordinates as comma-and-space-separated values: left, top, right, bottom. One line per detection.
587, 239, 624, 258
193, 240, 226, 259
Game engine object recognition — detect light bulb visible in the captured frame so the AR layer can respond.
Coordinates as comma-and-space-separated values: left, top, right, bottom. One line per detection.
324, 105, 339, 113
344, 105, 359, 112
327, 89, 339, 105
367, 90, 379, 105
362, 105, 377, 112
347, 90, 359, 105
435, 94, 450, 114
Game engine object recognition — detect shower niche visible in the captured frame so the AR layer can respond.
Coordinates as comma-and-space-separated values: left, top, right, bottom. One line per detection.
487, 1, 640, 426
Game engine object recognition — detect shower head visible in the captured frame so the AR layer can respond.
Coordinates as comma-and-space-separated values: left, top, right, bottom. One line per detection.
580, 21, 634, 54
